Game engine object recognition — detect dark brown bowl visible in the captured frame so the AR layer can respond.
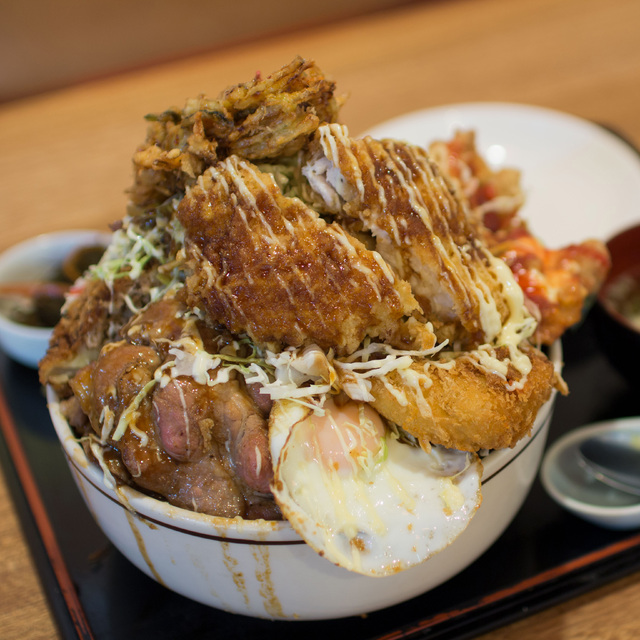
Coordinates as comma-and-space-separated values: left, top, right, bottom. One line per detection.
594, 222, 640, 382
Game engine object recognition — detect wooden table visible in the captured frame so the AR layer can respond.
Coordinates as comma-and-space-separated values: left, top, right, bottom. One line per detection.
1, 0, 640, 637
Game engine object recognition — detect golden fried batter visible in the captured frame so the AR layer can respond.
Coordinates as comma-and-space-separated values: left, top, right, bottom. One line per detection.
429, 130, 611, 344
428, 130, 525, 235
362, 344, 561, 452
302, 123, 517, 347
131, 56, 341, 209
178, 156, 436, 356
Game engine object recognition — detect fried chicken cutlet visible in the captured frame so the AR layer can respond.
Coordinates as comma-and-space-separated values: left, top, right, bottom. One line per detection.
362, 343, 558, 451
178, 156, 437, 356
429, 130, 611, 345
301, 124, 525, 348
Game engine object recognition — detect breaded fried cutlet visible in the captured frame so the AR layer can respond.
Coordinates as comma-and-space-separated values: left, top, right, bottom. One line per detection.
178, 156, 436, 356
358, 343, 561, 452
302, 123, 520, 348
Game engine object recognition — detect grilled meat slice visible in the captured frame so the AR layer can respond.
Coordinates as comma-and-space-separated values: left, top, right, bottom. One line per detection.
68, 299, 280, 520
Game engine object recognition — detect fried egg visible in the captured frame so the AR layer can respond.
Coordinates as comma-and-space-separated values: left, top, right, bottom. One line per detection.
269, 397, 482, 576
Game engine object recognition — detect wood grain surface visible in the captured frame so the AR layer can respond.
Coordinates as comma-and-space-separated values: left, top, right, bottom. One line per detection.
1, 0, 640, 637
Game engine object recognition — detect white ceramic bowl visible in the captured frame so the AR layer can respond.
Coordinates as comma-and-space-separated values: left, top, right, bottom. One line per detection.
541, 417, 640, 530
0, 230, 111, 368
47, 342, 560, 620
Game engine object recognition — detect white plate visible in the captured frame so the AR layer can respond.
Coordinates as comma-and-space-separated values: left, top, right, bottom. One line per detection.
365, 103, 640, 248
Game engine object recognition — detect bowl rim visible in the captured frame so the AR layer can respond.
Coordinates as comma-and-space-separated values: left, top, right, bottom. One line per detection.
596, 221, 640, 335
0, 312, 53, 337
0, 229, 113, 333
541, 416, 640, 517
46, 339, 561, 543
0, 229, 112, 269
598, 275, 640, 337
597, 296, 640, 336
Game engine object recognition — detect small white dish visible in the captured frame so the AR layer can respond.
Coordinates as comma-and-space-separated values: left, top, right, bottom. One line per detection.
0, 229, 111, 368
541, 417, 640, 530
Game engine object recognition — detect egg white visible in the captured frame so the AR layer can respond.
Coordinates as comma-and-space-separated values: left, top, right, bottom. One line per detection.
269, 398, 482, 576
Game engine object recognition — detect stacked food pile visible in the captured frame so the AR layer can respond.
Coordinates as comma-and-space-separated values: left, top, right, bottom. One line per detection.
39, 57, 609, 576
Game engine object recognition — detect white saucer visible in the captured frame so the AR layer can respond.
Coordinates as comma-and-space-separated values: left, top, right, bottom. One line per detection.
540, 417, 640, 530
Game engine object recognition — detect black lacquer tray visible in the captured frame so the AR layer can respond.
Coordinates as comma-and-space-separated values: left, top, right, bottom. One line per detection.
2, 311, 640, 640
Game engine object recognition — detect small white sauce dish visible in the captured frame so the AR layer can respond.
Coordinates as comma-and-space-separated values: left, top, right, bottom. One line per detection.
541, 417, 640, 530
0, 229, 111, 368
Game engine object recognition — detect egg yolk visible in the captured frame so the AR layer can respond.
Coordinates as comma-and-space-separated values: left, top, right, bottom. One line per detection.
300, 398, 386, 475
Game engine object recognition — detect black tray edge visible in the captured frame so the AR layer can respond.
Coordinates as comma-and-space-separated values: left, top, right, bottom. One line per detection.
377, 531, 640, 639
0, 379, 93, 640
